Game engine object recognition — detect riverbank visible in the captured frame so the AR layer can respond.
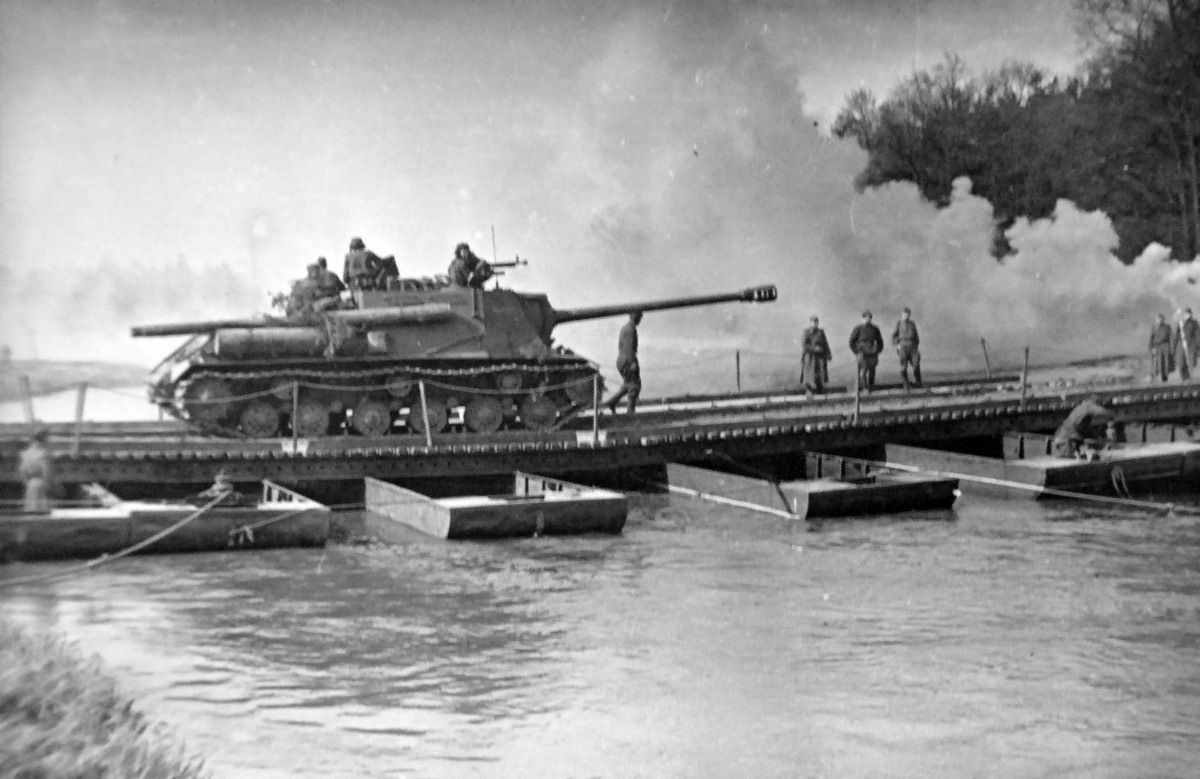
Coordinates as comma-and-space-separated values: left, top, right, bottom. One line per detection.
0, 360, 147, 403
0, 619, 208, 778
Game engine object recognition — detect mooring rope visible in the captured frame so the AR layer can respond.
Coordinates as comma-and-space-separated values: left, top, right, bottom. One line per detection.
0, 491, 230, 590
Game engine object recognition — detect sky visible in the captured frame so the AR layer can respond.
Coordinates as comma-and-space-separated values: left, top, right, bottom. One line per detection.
0, 0, 1193, 376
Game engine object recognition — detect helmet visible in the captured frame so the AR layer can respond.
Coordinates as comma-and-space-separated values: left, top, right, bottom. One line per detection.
455, 242, 470, 256
349, 237, 365, 250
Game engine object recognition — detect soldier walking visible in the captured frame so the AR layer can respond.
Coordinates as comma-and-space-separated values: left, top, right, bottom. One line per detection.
1149, 313, 1174, 382
605, 312, 642, 415
848, 310, 884, 391
891, 307, 922, 389
801, 315, 832, 393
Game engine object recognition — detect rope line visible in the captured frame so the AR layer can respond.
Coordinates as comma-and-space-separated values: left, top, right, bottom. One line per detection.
0, 491, 229, 590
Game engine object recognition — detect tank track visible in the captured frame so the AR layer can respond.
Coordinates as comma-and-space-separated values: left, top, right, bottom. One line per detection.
153, 357, 605, 439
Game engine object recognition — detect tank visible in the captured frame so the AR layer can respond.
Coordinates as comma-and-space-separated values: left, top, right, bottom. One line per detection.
133, 280, 778, 437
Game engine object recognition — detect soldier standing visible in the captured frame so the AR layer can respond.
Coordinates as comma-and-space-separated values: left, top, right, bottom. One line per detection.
891, 307, 922, 389
801, 315, 832, 393
344, 237, 383, 291
1175, 307, 1198, 380
848, 310, 884, 391
18, 429, 53, 511
286, 264, 322, 316
447, 243, 494, 288
605, 312, 643, 415
1149, 313, 1174, 382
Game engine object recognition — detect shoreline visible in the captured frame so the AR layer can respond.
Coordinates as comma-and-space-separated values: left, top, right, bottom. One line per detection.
0, 619, 208, 779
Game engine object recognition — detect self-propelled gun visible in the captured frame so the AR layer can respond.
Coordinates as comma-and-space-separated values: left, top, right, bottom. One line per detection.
133, 281, 778, 437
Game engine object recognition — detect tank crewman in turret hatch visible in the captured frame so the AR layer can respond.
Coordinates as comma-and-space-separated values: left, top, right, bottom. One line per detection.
801, 315, 832, 393
604, 311, 642, 415
848, 310, 884, 391
1053, 395, 1115, 459
344, 237, 384, 291
1174, 307, 1198, 380
1149, 313, 1174, 382
892, 307, 922, 389
447, 243, 495, 288
313, 256, 346, 311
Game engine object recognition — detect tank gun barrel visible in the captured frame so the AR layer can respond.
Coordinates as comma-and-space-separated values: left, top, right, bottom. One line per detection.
131, 303, 454, 338
553, 285, 777, 325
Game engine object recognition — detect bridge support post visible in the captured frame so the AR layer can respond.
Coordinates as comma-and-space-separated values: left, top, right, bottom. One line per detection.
418, 380, 433, 449
71, 382, 87, 456
1020, 347, 1030, 411
592, 374, 600, 445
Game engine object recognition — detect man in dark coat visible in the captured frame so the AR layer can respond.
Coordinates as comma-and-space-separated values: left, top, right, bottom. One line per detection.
313, 256, 346, 311
605, 312, 642, 415
891, 307, 922, 389
1174, 307, 1198, 380
344, 237, 384, 291
1149, 313, 1174, 382
1053, 396, 1115, 459
848, 310, 884, 391
447, 243, 494, 288
801, 315, 832, 393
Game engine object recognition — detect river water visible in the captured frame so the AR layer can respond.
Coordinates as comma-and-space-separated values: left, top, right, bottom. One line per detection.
3, 493, 1200, 779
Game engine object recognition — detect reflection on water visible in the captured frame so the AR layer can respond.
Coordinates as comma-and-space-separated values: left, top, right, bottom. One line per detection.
4, 495, 1200, 779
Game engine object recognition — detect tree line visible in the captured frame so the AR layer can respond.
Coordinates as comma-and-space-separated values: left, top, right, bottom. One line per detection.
832, 0, 1200, 262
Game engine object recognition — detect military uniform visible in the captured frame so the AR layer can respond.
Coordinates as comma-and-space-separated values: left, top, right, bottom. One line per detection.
892, 317, 922, 388
848, 318, 884, 390
606, 316, 642, 415
1149, 320, 1174, 381
801, 325, 831, 392
448, 253, 494, 288
1175, 313, 1198, 380
18, 435, 52, 511
1053, 398, 1114, 458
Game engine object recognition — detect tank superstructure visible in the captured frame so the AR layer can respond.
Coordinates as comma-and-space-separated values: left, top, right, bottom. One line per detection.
134, 281, 777, 437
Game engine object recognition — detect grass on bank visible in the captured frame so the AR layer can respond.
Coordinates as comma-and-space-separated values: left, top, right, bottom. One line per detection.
0, 621, 208, 779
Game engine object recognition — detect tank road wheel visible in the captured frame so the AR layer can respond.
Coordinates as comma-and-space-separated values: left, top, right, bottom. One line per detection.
564, 371, 601, 406
293, 401, 330, 438
519, 395, 559, 432
183, 377, 232, 424
464, 397, 504, 433
352, 398, 393, 437
407, 401, 448, 435
239, 400, 281, 437
495, 371, 524, 393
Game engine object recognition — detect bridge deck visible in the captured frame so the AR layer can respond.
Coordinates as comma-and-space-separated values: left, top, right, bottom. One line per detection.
1, 379, 1197, 486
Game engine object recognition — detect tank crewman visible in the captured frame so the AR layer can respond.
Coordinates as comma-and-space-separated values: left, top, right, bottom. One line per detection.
285, 264, 322, 316
801, 315, 832, 393
605, 311, 643, 415
1149, 313, 1174, 382
313, 256, 346, 311
891, 307, 922, 389
1174, 307, 1198, 380
18, 428, 53, 511
1052, 395, 1115, 459
848, 310, 885, 391
447, 243, 495, 288
344, 237, 384, 291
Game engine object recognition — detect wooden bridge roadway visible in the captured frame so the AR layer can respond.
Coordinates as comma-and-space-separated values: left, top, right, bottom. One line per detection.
1, 376, 1198, 488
